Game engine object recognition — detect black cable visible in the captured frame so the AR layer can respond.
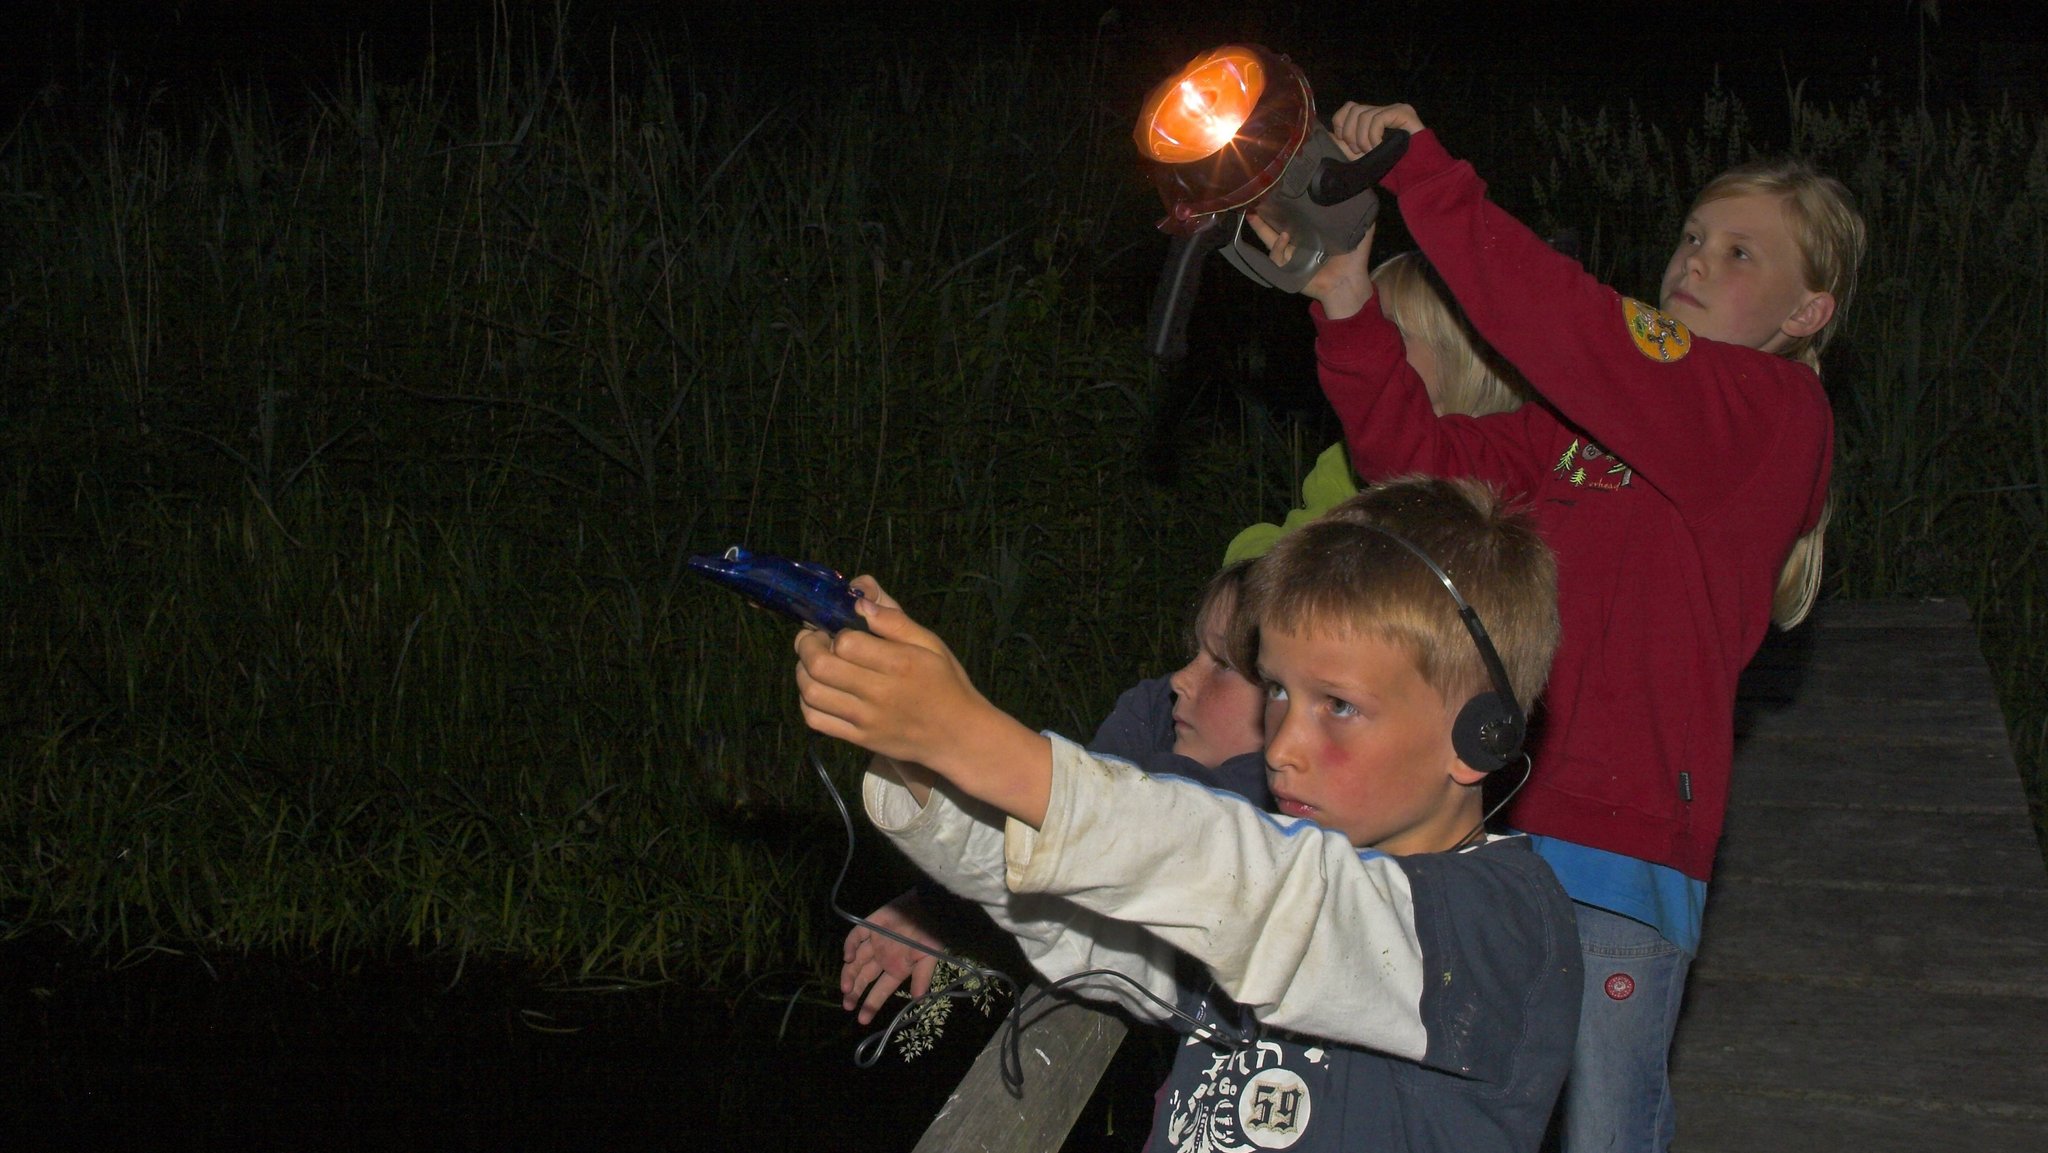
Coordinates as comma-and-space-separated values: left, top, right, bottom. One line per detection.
811, 746, 1018, 1068
1453, 752, 1536, 851
808, 746, 1251, 1092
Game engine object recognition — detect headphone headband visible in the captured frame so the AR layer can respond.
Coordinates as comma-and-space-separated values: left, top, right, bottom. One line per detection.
1354, 524, 1528, 773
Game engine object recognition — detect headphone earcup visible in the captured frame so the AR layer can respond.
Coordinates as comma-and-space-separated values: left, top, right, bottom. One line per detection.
1452, 691, 1526, 774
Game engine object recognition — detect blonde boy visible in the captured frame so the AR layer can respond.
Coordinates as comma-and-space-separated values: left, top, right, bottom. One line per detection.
797, 477, 1579, 1153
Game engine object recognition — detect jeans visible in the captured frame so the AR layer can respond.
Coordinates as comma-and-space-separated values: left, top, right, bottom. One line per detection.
1557, 902, 1693, 1153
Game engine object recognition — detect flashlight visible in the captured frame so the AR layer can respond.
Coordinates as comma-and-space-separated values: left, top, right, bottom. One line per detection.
1133, 44, 1407, 361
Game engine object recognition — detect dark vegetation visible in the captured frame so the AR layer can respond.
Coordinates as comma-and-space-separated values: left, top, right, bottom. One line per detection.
0, 0, 2042, 1145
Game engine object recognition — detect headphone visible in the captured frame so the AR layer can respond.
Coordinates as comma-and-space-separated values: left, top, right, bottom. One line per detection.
1356, 524, 1528, 773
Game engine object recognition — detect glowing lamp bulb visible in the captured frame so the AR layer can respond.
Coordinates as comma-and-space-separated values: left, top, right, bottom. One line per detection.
1136, 48, 1266, 165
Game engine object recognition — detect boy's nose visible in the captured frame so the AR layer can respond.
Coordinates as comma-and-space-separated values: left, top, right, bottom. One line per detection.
1263, 705, 1302, 772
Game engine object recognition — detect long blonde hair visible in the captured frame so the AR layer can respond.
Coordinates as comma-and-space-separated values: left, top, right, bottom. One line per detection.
1772, 491, 1833, 629
1372, 251, 1532, 417
1692, 163, 1856, 622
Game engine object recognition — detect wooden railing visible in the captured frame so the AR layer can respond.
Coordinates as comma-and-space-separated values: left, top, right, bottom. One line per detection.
912, 988, 1127, 1153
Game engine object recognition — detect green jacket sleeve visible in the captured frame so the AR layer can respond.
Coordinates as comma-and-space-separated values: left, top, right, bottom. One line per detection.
1222, 441, 1361, 565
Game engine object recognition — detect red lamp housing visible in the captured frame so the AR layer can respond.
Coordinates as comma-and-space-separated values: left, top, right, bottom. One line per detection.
1133, 44, 1314, 236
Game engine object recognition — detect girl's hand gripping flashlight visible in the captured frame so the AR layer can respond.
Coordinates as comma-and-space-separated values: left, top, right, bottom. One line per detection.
1134, 45, 1406, 359
1224, 124, 1408, 292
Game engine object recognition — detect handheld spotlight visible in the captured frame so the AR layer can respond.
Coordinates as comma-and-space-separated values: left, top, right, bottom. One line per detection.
1134, 44, 1407, 361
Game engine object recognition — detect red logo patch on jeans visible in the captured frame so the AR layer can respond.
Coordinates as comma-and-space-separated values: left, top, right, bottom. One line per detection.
1604, 972, 1636, 1001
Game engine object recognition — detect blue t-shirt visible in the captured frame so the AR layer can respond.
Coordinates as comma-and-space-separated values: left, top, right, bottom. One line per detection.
1088, 675, 1271, 808
1523, 836, 1706, 954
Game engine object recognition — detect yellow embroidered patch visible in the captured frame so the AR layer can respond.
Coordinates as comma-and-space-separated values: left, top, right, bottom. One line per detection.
1623, 298, 1692, 363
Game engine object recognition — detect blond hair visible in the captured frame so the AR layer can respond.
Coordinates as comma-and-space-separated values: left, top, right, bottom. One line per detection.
1772, 491, 1833, 629
1693, 161, 1856, 623
1692, 160, 1867, 370
1232, 476, 1561, 710
1373, 251, 1533, 417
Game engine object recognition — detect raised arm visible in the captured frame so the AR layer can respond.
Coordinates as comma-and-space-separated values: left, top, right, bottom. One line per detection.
1335, 107, 1831, 516
860, 764, 1189, 1025
1312, 299, 1550, 494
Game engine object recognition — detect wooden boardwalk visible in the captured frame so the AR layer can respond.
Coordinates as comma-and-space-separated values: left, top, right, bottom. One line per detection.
1672, 598, 2048, 1149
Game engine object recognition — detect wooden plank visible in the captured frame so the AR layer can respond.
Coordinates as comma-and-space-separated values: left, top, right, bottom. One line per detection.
1801, 598, 1973, 629
1671, 976, 2048, 1110
1736, 693, 2011, 742
1761, 647, 2000, 700
1677, 598, 2048, 1153
911, 989, 1126, 1153
1674, 1083, 2048, 1153
1691, 880, 2048, 990
1714, 801, 2048, 891
1727, 734, 2019, 809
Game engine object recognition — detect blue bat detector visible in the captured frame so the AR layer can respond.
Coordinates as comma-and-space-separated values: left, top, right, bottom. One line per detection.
687, 546, 869, 633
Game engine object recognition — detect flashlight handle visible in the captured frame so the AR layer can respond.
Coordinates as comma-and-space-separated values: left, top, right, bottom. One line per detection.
1311, 129, 1411, 207
1145, 213, 1230, 363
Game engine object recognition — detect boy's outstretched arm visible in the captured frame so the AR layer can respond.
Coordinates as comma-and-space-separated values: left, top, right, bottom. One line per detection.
794, 578, 1053, 828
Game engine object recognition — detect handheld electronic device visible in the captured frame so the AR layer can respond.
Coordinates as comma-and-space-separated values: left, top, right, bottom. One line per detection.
687, 546, 868, 633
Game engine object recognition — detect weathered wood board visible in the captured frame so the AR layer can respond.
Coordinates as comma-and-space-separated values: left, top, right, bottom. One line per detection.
1672, 599, 2048, 1152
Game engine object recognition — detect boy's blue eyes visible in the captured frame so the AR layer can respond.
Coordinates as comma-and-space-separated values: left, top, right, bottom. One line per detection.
1262, 682, 1359, 717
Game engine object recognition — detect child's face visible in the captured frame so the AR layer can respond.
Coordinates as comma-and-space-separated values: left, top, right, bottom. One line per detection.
1256, 623, 1476, 853
1167, 596, 1266, 769
1658, 191, 1821, 354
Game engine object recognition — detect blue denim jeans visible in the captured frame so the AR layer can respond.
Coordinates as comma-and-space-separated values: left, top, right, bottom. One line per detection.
1558, 902, 1693, 1153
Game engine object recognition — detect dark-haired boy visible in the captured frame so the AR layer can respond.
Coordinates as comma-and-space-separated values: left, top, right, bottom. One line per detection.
796, 476, 1579, 1152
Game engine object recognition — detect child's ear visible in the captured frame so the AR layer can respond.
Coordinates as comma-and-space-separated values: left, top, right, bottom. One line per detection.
1448, 759, 1491, 788
1782, 290, 1837, 340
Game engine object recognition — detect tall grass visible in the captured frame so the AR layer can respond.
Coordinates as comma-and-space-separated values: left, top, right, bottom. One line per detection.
0, 28, 1291, 987
4, 29, 2043, 992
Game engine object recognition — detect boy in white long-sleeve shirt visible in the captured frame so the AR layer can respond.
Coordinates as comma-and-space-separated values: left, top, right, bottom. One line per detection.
795, 476, 1580, 1152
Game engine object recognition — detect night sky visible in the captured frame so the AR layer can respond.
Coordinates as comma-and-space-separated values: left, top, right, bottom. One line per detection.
3, 1, 2042, 121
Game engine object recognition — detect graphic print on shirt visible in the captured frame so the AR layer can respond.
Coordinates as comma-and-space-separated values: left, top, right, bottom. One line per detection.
1554, 438, 1634, 491
1165, 1038, 1322, 1151
1622, 297, 1692, 362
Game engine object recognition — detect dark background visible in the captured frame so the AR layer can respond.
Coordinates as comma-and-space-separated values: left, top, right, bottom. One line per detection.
3, 1, 2041, 120
2, 2, 2040, 1150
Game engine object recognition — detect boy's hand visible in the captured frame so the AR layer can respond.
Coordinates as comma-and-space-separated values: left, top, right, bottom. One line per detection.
795, 578, 974, 768
795, 578, 1052, 825
1327, 102, 1426, 156
1248, 213, 1378, 320
842, 891, 943, 1025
